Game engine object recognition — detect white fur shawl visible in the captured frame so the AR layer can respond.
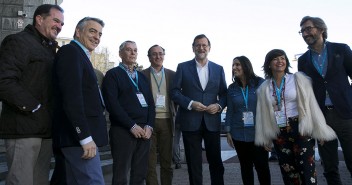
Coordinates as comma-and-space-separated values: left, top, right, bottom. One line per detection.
254, 72, 337, 146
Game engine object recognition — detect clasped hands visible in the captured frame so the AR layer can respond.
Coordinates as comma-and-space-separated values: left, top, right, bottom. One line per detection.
131, 125, 152, 139
191, 101, 220, 114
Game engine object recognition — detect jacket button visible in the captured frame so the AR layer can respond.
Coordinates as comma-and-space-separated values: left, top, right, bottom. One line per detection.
324, 81, 327, 84
22, 106, 26, 110
76, 127, 81, 133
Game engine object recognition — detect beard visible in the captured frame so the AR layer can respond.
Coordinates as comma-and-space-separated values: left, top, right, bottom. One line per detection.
304, 34, 319, 46
195, 52, 208, 60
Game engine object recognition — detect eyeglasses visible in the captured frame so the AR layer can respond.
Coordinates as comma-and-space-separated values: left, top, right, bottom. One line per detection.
149, 52, 165, 57
298, 26, 316, 35
194, 44, 209, 49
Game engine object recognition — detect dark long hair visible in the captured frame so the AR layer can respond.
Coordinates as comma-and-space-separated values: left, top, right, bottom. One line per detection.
233, 56, 260, 87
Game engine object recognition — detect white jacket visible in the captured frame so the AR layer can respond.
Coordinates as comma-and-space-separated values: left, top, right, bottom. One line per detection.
255, 72, 337, 146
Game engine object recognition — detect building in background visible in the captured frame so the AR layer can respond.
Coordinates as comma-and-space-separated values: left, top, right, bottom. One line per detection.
0, 0, 63, 115
56, 36, 71, 47
0, 0, 63, 42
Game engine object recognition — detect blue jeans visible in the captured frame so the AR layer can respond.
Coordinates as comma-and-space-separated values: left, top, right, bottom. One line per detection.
61, 147, 104, 185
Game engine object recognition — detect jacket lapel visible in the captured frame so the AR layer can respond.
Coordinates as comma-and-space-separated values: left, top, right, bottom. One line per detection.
204, 62, 213, 91
189, 60, 203, 90
70, 41, 98, 84
165, 68, 170, 91
70, 41, 93, 68
145, 67, 152, 82
304, 51, 323, 79
325, 42, 336, 79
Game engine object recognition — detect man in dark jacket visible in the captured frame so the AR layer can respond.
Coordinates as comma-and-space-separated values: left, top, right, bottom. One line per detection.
52, 17, 108, 185
298, 16, 352, 185
0, 4, 64, 185
102, 40, 155, 185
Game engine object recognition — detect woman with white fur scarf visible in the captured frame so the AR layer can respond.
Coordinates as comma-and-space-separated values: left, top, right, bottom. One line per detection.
255, 49, 336, 185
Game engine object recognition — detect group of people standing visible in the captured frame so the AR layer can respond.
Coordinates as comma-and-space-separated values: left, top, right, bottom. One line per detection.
225, 16, 352, 185
0, 3, 351, 185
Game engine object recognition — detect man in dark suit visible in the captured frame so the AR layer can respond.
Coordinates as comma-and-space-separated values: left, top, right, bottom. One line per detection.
52, 17, 108, 185
0, 4, 64, 185
171, 34, 227, 185
141, 45, 176, 185
102, 41, 155, 185
298, 16, 352, 185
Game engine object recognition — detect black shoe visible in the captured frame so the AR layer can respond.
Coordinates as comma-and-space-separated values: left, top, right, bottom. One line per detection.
175, 163, 182, 169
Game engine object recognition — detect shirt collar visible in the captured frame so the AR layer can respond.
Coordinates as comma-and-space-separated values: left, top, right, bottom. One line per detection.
120, 62, 136, 72
151, 66, 164, 74
308, 41, 327, 54
72, 40, 91, 59
195, 59, 209, 68
271, 73, 290, 83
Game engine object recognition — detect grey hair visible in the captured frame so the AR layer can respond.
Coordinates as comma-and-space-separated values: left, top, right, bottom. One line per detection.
119, 40, 136, 51
73, 17, 105, 39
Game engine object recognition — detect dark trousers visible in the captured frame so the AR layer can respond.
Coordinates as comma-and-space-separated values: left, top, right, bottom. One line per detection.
146, 118, 173, 185
50, 147, 67, 185
110, 126, 151, 185
274, 117, 316, 185
172, 123, 182, 165
233, 140, 271, 185
182, 121, 224, 185
318, 108, 352, 185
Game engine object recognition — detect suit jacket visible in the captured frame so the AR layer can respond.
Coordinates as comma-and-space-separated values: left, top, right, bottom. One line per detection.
102, 66, 155, 130
141, 67, 177, 134
52, 41, 108, 147
298, 42, 352, 119
171, 59, 227, 132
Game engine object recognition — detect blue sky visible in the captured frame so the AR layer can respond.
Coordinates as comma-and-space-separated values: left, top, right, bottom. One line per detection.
58, 0, 352, 83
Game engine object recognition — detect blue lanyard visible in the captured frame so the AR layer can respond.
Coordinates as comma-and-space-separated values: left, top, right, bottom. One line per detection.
240, 85, 249, 110
151, 68, 164, 93
119, 64, 139, 92
272, 77, 285, 109
311, 48, 327, 76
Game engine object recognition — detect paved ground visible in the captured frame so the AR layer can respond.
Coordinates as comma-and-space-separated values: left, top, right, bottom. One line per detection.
0, 137, 351, 185
103, 161, 351, 185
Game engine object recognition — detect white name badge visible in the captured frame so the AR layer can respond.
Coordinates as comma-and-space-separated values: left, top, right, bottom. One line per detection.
136, 93, 148, 107
275, 110, 287, 128
243, 111, 254, 127
155, 93, 166, 108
